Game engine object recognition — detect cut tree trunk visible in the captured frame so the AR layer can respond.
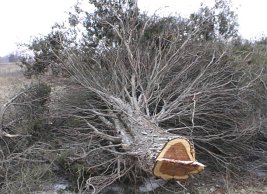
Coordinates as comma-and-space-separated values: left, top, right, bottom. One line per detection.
108, 95, 204, 178
110, 96, 178, 173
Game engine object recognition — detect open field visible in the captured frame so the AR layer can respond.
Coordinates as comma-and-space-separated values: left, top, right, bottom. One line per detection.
0, 63, 31, 104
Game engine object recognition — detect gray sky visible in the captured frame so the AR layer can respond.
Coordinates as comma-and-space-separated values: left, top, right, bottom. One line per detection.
0, 0, 266, 56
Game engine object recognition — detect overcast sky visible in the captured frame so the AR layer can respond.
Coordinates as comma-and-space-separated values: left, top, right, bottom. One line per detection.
0, 0, 266, 56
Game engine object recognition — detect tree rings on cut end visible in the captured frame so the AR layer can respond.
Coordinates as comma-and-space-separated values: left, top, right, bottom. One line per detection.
153, 138, 205, 181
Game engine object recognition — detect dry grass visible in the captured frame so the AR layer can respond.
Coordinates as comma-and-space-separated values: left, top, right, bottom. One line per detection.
0, 63, 31, 104
196, 173, 267, 194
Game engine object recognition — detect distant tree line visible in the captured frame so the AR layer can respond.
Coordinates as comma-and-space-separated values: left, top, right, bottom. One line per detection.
0, 53, 21, 63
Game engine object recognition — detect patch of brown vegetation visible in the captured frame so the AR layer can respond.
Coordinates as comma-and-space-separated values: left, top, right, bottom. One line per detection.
0, 63, 31, 104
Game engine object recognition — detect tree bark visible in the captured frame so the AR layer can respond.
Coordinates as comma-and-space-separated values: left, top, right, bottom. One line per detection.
108, 95, 178, 173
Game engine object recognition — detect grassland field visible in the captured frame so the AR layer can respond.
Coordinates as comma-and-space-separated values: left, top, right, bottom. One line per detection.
0, 63, 31, 104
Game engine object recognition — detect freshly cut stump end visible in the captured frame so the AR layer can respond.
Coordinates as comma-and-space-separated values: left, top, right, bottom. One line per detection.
153, 138, 205, 181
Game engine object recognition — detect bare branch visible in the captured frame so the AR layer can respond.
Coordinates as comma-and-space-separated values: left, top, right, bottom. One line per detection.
84, 119, 121, 143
